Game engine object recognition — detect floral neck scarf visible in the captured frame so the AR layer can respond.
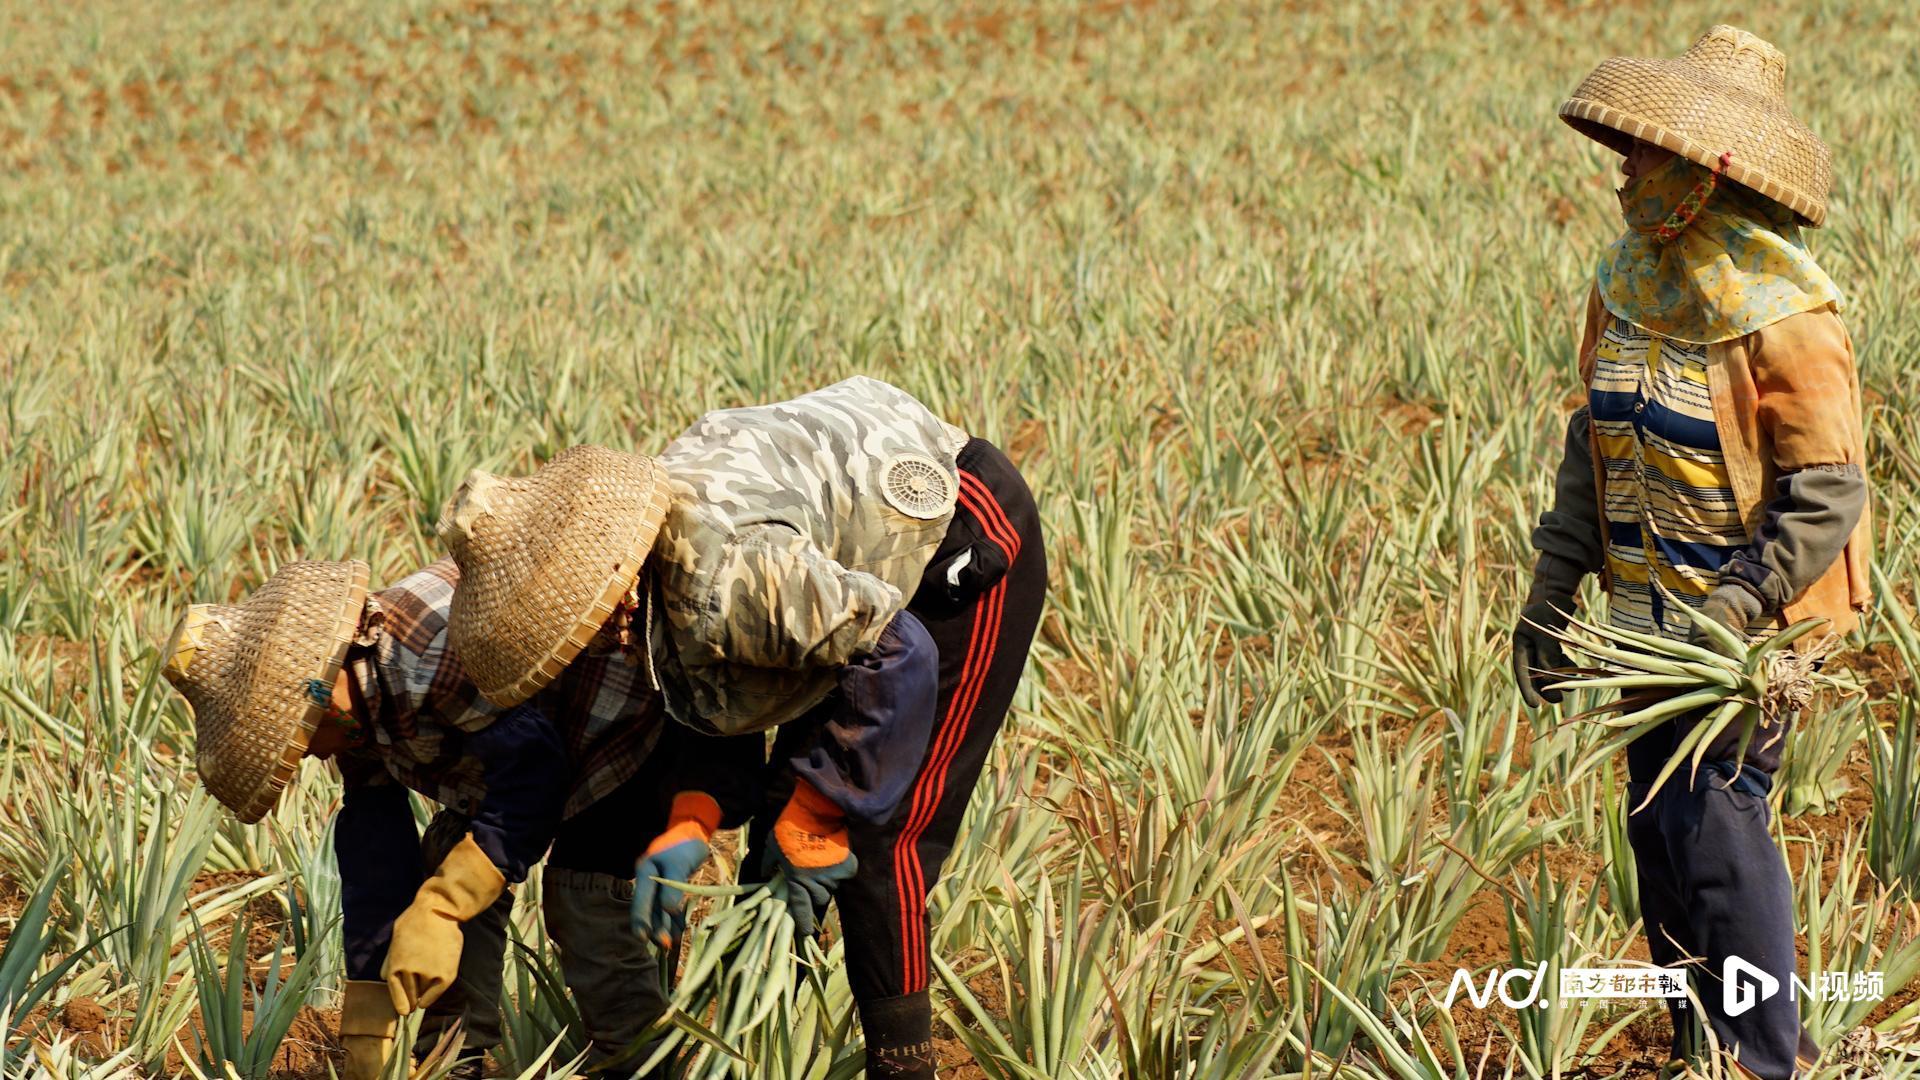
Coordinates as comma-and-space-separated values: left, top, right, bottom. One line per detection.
1596, 155, 1842, 344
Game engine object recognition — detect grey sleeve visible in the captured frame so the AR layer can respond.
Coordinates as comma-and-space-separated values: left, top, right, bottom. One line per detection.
1721, 464, 1867, 614
1530, 407, 1606, 575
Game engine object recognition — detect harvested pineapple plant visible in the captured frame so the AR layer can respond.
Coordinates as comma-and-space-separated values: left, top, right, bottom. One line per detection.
1542, 599, 1858, 811
1518, 598, 1898, 1073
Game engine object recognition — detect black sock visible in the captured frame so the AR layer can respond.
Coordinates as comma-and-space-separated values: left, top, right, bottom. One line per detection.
858, 991, 935, 1079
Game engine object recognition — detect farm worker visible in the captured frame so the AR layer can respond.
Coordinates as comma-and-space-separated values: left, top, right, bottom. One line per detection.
439, 376, 1048, 1080
161, 473, 746, 1079
1513, 26, 1870, 1080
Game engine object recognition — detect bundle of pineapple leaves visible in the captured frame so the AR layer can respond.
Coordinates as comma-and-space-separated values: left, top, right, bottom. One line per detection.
1540, 594, 1859, 811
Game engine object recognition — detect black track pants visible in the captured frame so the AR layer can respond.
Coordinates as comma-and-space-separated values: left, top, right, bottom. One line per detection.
749, 436, 1047, 1002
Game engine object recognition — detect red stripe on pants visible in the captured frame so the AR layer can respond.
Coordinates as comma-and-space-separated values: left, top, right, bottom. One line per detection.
893, 480, 1006, 988
961, 472, 1023, 561
890, 472, 1019, 991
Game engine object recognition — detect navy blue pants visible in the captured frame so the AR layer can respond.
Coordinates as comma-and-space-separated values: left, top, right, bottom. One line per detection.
1625, 706, 1813, 1079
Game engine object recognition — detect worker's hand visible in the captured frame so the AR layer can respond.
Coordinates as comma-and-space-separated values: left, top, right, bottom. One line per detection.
760, 779, 858, 939
1512, 554, 1588, 710
1687, 583, 1764, 657
338, 980, 399, 1080
382, 834, 506, 1014
1511, 599, 1575, 709
631, 792, 721, 950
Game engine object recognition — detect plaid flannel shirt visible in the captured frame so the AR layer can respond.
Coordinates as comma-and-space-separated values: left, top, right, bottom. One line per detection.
344, 558, 665, 820
334, 559, 666, 981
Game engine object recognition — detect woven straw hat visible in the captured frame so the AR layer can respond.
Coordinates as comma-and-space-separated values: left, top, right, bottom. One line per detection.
161, 561, 370, 823
438, 445, 671, 707
1560, 25, 1830, 226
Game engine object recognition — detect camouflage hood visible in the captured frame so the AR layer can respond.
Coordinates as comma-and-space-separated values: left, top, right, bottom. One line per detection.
650, 376, 969, 735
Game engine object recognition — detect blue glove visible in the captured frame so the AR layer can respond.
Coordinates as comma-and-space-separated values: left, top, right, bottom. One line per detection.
630, 793, 720, 950
759, 780, 859, 939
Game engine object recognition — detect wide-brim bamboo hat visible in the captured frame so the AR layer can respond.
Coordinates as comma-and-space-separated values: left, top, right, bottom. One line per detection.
161, 560, 370, 823
438, 445, 671, 707
1559, 25, 1830, 226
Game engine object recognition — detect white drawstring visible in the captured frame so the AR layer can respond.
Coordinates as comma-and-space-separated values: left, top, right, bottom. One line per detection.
642, 575, 660, 693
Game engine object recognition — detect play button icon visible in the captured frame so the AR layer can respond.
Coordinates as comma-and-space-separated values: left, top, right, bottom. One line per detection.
1723, 956, 1780, 1018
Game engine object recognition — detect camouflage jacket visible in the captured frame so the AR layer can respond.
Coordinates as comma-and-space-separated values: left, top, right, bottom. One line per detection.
650, 376, 968, 735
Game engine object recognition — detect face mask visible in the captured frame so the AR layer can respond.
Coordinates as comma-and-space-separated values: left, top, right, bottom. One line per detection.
1617, 155, 1716, 238
1595, 153, 1841, 344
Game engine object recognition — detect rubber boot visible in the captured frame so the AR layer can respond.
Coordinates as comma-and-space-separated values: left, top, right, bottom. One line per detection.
859, 991, 936, 1079
417, 811, 511, 1078
543, 867, 670, 1077
339, 981, 400, 1080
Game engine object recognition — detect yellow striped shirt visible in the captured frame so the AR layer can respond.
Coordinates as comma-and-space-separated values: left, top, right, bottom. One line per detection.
1589, 316, 1749, 639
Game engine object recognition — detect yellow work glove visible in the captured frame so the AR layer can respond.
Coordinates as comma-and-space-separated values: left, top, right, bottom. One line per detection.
338, 980, 399, 1080
381, 833, 507, 1014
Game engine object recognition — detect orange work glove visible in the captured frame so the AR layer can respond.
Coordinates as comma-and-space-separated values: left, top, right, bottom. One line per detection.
630, 791, 722, 949
759, 779, 858, 938
338, 980, 399, 1080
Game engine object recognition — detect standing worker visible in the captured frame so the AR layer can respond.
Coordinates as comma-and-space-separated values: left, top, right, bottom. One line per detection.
1512, 26, 1871, 1079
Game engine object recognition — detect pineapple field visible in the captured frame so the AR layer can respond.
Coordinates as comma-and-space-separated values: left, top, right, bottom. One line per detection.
2, 0, 1918, 1075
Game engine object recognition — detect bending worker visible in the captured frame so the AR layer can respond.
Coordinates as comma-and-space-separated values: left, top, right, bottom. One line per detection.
441, 376, 1048, 1079
161, 455, 730, 1080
